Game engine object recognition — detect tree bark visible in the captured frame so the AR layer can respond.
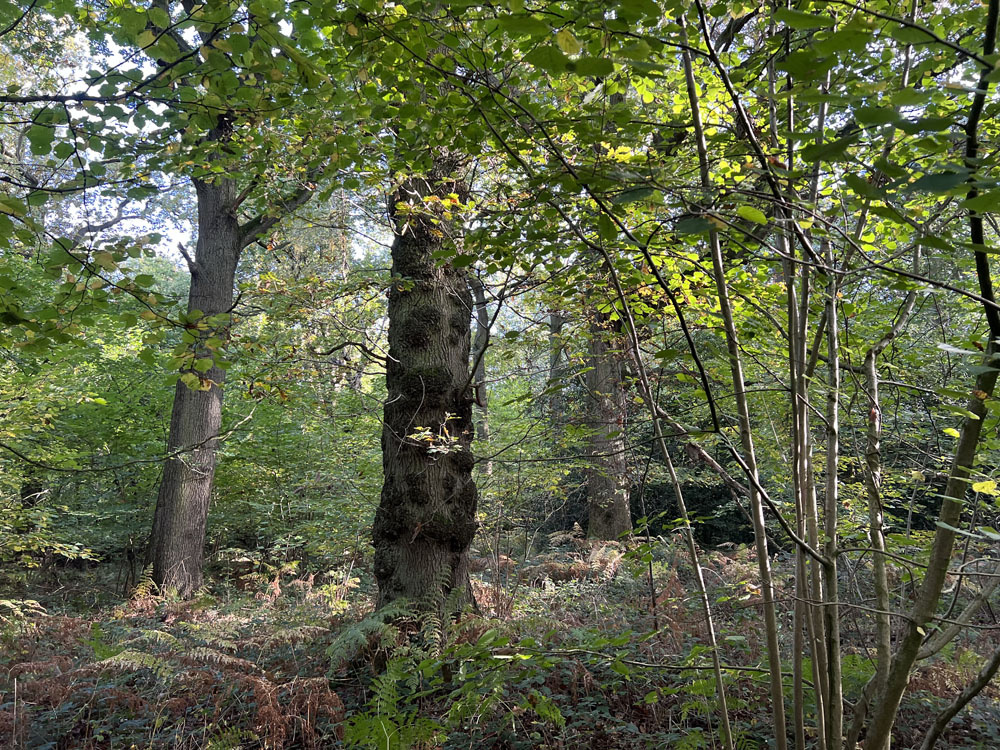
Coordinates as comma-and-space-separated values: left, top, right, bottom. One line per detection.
584, 308, 632, 540
373, 154, 479, 611
148, 175, 241, 598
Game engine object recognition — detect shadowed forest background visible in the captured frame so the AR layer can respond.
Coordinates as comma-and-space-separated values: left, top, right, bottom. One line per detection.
3, 0, 1000, 747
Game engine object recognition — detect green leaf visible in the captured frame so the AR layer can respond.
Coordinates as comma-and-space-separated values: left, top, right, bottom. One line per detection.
800, 134, 857, 162
611, 187, 655, 204
597, 213, 617, 241
890, 24, 932, 44
573, 57, 614, 76
961, 191, 1000, 213
675, 215, 712, 235
524, 45, 570, 73
617, 0, 660, 22
53, 141, 75, 160
813, 28, 873, 54
737, 205, 767, 225
609, 659, 631, 676
774, 8, 835, 29
897, 116, 952, 133
0, 195, 27, 217
935, 521, 981, 539
844, 173, 884, 200
27, 124, 54, 156
907, 170, 968, 194
148, 6, 170, 28
498, 14, 550, 37
855, 106, 898, 126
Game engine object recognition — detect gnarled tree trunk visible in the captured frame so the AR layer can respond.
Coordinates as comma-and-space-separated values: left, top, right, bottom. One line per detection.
373, 155, 479, 610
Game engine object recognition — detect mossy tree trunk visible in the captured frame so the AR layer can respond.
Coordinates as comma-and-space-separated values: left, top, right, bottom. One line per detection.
373, 154, 479, 610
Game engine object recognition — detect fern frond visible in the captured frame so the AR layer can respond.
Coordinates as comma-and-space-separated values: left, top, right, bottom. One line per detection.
327, 601, 408, 667
124, 629, 180, 648
187, 647, 261, 672
132, 565, 156, 599
96, 648, 174, 681
247, 624, 329, 647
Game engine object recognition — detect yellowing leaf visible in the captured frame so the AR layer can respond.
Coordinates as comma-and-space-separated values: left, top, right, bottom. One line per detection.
0, 195, 26, 217
972, 480, 998, 496
555, 29, 582, 55
943, 427, 960, 438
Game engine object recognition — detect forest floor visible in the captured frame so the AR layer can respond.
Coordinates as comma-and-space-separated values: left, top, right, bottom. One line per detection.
1, 537, 998, 749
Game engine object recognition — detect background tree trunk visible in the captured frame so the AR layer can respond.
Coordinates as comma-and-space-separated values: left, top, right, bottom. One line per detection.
148, 175, 241, 598
373, 155, 479, 610
547, 311, 567, 423
584, 309, 632, 540
469, 274, 491, 466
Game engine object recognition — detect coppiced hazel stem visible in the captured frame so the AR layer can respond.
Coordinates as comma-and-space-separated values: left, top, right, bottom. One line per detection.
679, 17, 786, 750
865, 0, 1000, 743
861, 253, 919, 715
918, 641, 1000, 749
917, 557, 1000, 660
823, 239, 843, 750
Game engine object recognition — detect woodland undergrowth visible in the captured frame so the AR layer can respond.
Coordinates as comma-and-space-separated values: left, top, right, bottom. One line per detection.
1, 536, 998, 749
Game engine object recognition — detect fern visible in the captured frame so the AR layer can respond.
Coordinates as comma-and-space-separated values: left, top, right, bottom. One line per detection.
187, 647, 261, 672
178, 620, 240, 651
248, 624, 329, 647
132, 564, 156, 598
0, 597, 45, 624
123, 628, 180, 648
326, 601, 407, 667
96, 648, 175, 681
344, 652, 445, 750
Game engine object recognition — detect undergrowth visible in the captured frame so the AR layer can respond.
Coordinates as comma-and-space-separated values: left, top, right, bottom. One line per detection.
1, 538, 998, 748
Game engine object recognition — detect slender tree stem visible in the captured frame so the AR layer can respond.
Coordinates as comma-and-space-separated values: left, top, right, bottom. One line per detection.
680, 18, 787, 750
